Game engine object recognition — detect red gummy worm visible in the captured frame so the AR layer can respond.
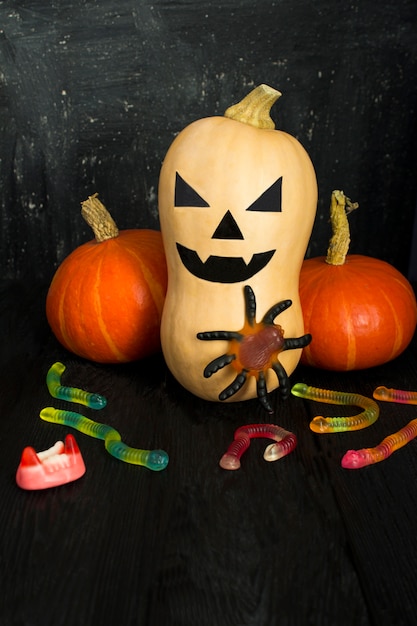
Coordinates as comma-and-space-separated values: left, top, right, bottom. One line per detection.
219, 423, 297, 470
341, 418, 417, 469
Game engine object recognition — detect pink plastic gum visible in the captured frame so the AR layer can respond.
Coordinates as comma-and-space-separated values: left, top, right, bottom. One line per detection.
373, 386, 417, 405
16, 434, 86, 490
219, 423, 297, 470
341, 418, 417, 469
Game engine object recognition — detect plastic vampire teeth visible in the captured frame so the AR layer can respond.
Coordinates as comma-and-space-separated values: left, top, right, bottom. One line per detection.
47, 361, 107, 409
40, 407, 169, 471
16, 434, 86, 490
291, 383, 379, 433
219, 423, 297, 470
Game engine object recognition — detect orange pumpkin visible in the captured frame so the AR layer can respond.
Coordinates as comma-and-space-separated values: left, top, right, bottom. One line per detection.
299, 190, 417, 371
46, 194, 167, 363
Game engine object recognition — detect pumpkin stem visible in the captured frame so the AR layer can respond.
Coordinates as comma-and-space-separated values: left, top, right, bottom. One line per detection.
224, 84, 282, 129
81, 193, 119, 243
326, 190, 359, 265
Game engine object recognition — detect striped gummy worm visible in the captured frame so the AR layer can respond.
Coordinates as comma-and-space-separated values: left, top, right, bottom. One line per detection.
47, 362, 107, 410
341, 418, 417, 469
219, 423, 297, 470
291, 383, 379, 433
373, 386, 417, 405
40, 407, 169, 471
219, 431, 251, 470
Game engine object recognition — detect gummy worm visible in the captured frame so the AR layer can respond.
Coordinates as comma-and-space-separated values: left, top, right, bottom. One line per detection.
219, 423, 297, 470
341, 418, 417, 469
373, 386, 417, 405
40, 407, 169, 471
47, 362, 107, 410
291, 383, 379, 433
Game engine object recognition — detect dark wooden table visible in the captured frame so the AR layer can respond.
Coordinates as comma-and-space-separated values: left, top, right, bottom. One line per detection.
1, 279, 417, 626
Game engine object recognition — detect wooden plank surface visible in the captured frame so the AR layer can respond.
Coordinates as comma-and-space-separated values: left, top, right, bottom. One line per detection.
1, 280, 417, 625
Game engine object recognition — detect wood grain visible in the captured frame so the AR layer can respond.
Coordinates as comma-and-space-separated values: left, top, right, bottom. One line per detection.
1, 280, 417, 624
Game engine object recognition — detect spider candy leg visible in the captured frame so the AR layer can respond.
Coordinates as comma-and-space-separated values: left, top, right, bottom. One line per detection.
196, 333, 241, 378
244, 284, 257, 326
291, 383, 379, 433
261, 298, 292, 325
342, 418, 417, 469
203, 353, 236, 378
39, 407, 169, 471
219, 423, 297, 470
271, 362, 289, 401
197, 331, 242, 342
218, 371, 248, 401
46, 362, 107, 409
273, 335, 312, 402
283, 336, 312, 351
256, 371, 274, 412
373, 386, 417, 405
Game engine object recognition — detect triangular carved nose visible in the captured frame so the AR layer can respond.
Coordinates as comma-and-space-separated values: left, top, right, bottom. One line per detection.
212, 211, 244, 240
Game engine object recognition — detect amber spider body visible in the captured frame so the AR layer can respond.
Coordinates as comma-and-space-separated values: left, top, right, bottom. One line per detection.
197, 285, 311, 412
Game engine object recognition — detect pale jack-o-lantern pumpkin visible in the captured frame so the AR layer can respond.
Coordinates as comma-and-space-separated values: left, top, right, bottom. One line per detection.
158, 85, 317, 408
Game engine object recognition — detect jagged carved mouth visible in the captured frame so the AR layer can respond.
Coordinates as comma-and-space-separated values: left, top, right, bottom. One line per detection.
176, 243, 276, 284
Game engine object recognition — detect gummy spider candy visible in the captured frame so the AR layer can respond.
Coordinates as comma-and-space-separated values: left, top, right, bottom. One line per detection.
197, 285, 311, 412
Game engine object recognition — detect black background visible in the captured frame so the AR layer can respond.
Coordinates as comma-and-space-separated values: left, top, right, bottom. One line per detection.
1, 0, 417, 281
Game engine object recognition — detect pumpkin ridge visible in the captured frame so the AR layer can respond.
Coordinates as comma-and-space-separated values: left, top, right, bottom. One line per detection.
65, 244, 120, 361
91, 251, 129, 362
55, 281, 72, 351
56, 254, 89, 352
332, 263, 392, 367
299, 261, 328, 366
339, 289, 356, 370
300, 260, 358, 370
300, 288, 318, 367
123, 240, 165, 318
380, 289, 403, 360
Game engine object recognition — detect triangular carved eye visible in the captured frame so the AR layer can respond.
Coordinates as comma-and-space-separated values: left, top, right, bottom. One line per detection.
175, 173, 210, 207
246, 177, 282, 212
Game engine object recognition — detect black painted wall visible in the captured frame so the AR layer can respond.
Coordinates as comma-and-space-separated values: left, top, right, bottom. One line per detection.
1, 0, 416, 281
